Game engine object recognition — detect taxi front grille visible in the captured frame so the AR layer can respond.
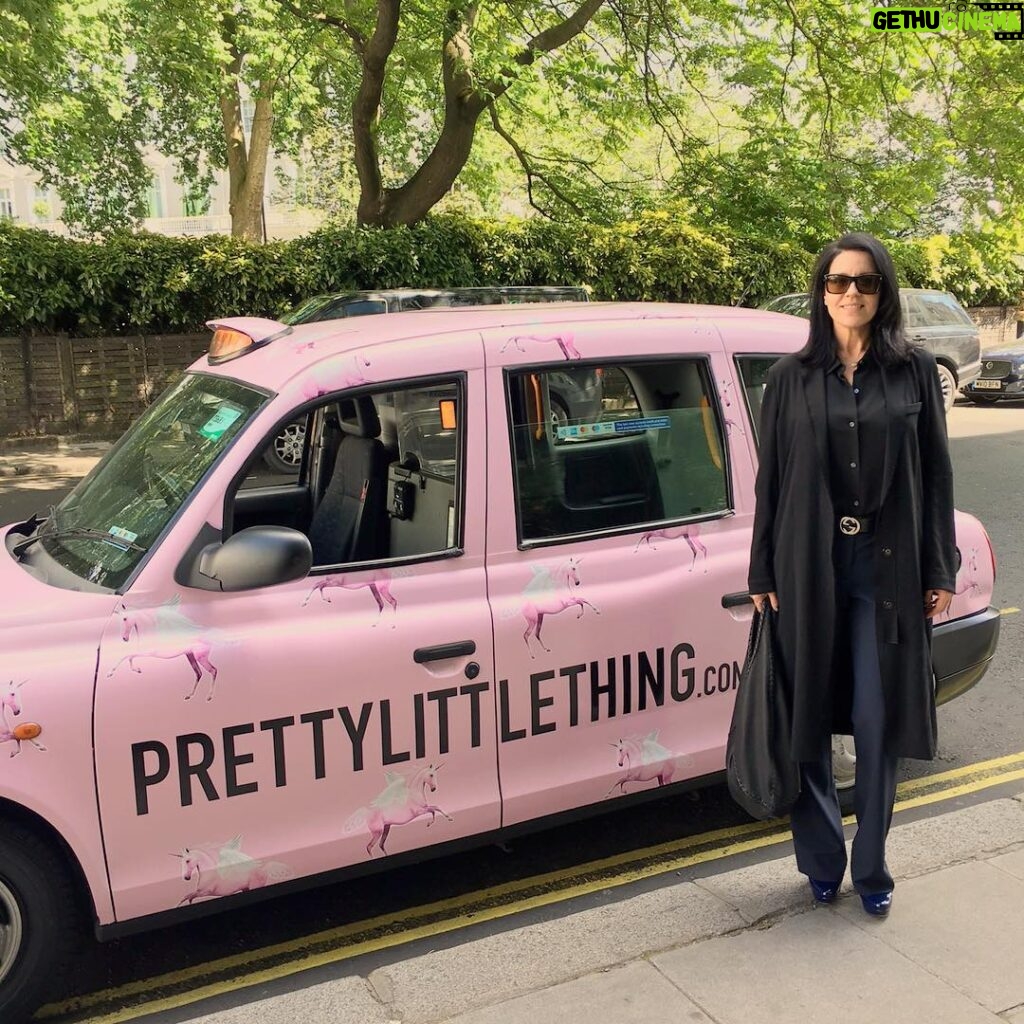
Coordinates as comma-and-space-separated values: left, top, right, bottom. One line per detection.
980, 360, 1013, 378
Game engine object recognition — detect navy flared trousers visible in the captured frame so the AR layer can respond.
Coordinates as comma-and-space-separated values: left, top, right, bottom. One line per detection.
789, 531, 899, 895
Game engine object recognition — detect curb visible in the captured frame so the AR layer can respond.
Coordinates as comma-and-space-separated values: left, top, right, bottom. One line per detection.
0, 434, 118, 453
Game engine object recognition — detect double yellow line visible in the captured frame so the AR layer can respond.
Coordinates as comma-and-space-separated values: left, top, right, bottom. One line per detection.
44, 749, 1024, 1024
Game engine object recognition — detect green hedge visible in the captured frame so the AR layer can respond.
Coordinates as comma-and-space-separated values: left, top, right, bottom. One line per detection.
1, 216, 1021, 336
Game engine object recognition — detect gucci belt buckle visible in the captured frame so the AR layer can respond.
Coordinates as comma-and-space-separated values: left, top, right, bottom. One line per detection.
839, 516, 861, 536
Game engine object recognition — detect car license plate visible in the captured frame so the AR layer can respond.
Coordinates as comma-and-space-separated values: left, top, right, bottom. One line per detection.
975, 379, 1003, 390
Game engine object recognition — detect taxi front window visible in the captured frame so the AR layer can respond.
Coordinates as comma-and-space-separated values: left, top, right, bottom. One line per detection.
31, 373, 267, 590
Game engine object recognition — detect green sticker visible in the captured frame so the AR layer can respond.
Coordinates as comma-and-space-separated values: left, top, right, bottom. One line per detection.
198, 405, 243, 440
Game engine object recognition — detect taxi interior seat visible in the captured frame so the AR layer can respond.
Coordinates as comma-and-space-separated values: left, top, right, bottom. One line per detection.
558, 437, 664, 531
308, 396, 389, 566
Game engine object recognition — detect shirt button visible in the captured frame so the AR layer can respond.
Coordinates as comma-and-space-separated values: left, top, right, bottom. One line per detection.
849, 421, 856, 428
883, 548, 892, 557
850, 462, 857, 468
853, 500, 860, 507
854, 388, 860, 395
883, 600, 894, 609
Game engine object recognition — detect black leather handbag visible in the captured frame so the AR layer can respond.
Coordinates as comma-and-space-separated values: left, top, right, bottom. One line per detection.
726, 607, 800, 820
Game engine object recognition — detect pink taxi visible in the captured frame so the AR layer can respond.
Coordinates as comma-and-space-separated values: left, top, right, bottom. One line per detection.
0, 303, 1000, 1021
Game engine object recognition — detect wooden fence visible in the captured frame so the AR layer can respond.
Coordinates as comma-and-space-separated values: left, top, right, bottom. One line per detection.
0, 334, 208, 437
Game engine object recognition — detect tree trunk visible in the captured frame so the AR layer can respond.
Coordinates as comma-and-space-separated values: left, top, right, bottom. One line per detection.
218, 18, 275, 241
361, 107, 479, 227
351, 0, 605, 227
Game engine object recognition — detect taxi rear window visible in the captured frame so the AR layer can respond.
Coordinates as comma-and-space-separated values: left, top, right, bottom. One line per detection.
735, 356, 782, 446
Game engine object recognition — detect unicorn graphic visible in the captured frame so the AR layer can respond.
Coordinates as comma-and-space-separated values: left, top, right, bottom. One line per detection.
173, 836, 292, 905
0, 681, 46, 758
299, 354, 373, 401
106, 596, 230, 701
714, 379, 745, 436
634, 526, 708, 572
343, 763, 452, 856
520, 558, 600, 657
500, 332, 581, 360
939, 546, 982, 619
606, 731, 687, 797
302, 570, 399, 626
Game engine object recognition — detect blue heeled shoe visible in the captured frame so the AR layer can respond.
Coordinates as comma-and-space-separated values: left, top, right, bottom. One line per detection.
809, 878, 842, 904
860, 891, 892, 917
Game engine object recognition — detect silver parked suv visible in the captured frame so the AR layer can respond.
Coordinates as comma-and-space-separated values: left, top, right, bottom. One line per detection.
762, 288, 982, 412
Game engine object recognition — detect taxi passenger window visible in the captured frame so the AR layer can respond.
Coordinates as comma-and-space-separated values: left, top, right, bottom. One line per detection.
508, 360, 729, 543
228, 381, 462, 568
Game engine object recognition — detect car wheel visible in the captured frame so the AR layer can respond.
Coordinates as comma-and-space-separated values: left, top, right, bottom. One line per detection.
966, 393, 1001, 406
263, 420, 306, 474
936, 364, 957, 413
0, 823, 83, 1024
832, 734, 856, 792
550, 396, 570, 432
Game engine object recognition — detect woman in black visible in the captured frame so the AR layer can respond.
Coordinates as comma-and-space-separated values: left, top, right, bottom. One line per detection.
749, 232, 957, 916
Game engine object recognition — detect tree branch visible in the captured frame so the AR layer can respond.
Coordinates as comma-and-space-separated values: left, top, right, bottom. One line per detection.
273, 0, 366, 54
475, 0, 607, 110
488, 103, 586, 218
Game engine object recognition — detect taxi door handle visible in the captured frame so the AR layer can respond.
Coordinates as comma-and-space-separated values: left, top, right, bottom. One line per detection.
721, 592, 753, 609
413, 640, 476, 664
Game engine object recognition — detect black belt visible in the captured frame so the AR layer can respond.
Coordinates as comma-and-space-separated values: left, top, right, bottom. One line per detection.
838, 514, 873, 536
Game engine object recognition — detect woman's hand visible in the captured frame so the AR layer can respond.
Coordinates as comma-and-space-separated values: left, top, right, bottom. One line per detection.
924, 589, 953, 619
751, 592, 779, 614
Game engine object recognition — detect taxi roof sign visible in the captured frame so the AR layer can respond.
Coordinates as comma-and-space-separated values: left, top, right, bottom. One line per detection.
205, 317, 293, 365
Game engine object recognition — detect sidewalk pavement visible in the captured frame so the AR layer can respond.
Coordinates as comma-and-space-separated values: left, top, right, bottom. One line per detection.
0, 438, 111, 479
175, 790, 1024, 1024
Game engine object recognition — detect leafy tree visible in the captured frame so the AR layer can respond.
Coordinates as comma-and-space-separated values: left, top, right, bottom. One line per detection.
2, 0, 322, 238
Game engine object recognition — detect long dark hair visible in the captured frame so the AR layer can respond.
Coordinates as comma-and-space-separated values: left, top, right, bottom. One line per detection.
798, 232, 912, 367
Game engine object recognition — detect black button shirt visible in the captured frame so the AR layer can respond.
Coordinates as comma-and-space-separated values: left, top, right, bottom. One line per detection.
825, 350, 887, 516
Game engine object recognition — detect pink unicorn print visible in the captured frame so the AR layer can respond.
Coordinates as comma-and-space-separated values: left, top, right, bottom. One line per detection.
343, 763, 452, 857
106, 596, 227, 701
299, 354, 373, 401
173, 836, 292, 905
606, 731, 686, 797
939, 547, 982, 619
716, 379, 745, 436
0, 681, 46, 758
500, 332, 581, 360
634, 526, 708, 572
302, 570, 399, 626
521, 558, 600, 657
1, 680, 27, 719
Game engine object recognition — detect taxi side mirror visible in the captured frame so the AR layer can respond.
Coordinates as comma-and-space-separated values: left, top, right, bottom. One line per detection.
196, 526, 312, 592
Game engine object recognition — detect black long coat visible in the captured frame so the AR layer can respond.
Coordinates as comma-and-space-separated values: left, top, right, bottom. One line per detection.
748, 347, 957, 761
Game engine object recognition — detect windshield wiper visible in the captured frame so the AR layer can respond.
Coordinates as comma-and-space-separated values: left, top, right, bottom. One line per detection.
14, 526, 145, 558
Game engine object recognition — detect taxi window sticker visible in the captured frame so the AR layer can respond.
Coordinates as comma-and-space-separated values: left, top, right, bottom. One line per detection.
556, 416, 671, 441
198, 404, 244, 441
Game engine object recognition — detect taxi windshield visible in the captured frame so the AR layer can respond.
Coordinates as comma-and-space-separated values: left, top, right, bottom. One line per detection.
32, 373, 267, 590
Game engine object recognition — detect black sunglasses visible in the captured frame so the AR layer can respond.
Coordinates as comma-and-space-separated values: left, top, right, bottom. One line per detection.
823, 273, 883, 295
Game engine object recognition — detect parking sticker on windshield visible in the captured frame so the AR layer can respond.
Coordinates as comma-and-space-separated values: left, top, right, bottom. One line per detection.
556, 416, 670, 440
198, 405, 243, 440
108, 526, 138, 544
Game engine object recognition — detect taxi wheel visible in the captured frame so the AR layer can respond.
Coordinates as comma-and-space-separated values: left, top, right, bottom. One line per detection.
967, 394, 1000, 406
0, 824, 83, 1024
